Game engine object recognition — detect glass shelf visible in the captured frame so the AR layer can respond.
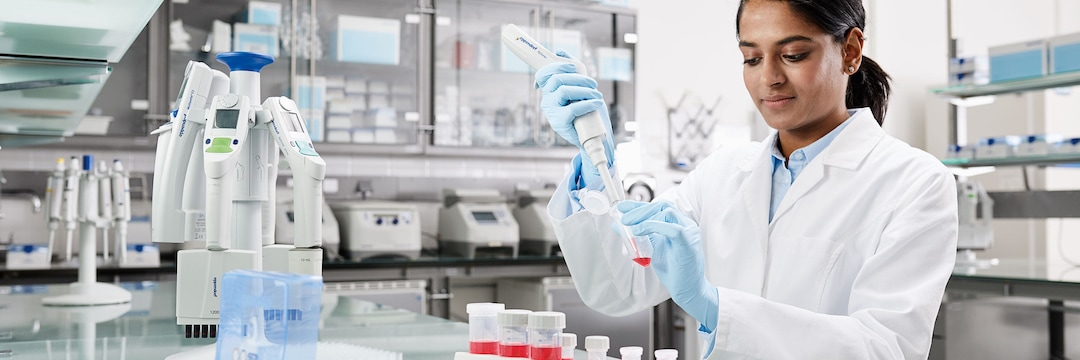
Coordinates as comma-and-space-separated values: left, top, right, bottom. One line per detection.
931, 71, 1080, 99
942, 153, 1080, 168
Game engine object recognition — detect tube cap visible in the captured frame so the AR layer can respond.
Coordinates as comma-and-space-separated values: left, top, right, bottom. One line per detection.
497, 309, 532, 326
585, 336, 609, 350
527, 311, 565, 329
620, 346, 643, 356
655, 349, 678, 359
561, 333, 577, 348
466, 302, 505, 316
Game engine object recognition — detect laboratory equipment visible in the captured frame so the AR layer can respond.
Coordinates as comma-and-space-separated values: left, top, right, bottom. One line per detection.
45, 158, 65, 259
96, 160, 114, 262
467, 302, 505, 354
989, 39, 1047, 83
1050, 32, 1080, 74
655, 349, 678, 360
3, 193, 49, 269
500, 24, 621, 207
43, 156, 133, 306
111, 160, 135, 266
152, 60, 229, 246
956, 177, 995, 267
974, 136, 1021, 159
1016, 134, 1064, 157
330, 201, 421, 260
585, 335, 610, 360
561, 333, 577, 360
528, 311, 566, 360
512, 189, 559, 256
216, 270, 322, 360
62, 156, 80, 263
498, 277, 651, 355
498, 309, 532, 358
154, 51, 328, 341
439, 189, 519, 258
619, 346, 643, 360
276, 190, 341, 259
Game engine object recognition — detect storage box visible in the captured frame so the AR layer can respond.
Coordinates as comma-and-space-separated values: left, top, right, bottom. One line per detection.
233, 23, 279, 57
1015, 134, 1064, 157
244, 1, 282, 26
946, 144, 974, 160
5, 244, 50, 269
334, 15, 400, 65
989, 39, 1047, 82
974, 136, 1022, 159
292, 76, 326, 110
1049, 32, 1080, 74
597, 47, 633, 81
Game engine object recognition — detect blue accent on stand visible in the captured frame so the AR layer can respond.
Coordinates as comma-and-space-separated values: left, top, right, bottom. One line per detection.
216, 52, 275, 72
82, 155, 93, 171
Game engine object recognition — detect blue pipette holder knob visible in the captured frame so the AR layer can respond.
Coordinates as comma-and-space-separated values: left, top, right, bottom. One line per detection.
216, 52, 275, 73
82, 155, 93, 171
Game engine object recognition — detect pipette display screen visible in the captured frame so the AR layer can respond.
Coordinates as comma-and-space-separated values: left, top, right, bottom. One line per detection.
471, 211, 498, 223
215, 109, 240, 128
286, 112, 306, 133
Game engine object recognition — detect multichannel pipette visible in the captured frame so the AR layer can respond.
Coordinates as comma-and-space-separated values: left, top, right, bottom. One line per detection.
500, 23, 650, 267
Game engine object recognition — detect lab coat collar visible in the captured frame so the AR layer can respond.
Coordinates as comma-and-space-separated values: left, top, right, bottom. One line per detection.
738, 108, 882, 173
742, 108, 885, 225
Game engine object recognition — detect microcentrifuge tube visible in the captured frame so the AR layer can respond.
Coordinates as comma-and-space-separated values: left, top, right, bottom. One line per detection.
619, 346, 643, 360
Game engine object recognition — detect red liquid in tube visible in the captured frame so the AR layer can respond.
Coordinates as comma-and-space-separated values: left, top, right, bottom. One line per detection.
632, 257, 651, 267
469, 340, 499, 354
499, 343, 529, 358
529, 346, 561, 360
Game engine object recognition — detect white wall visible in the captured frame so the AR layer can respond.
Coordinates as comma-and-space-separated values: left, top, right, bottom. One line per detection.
625, 0, 756, 193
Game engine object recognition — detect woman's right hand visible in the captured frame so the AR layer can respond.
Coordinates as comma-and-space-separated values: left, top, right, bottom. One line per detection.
534, 57, 614, 168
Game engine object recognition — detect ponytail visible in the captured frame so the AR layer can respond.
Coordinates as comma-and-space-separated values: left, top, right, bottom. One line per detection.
846, 56, 891, 125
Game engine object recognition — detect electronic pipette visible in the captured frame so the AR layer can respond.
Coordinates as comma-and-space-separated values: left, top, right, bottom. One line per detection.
500, 24, 623, 205
204, 93, 252, 251
501, 24, 650, 267
263, 97, 326, 249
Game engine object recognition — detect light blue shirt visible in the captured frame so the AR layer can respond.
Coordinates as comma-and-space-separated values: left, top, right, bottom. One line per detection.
769, 116, 853, 222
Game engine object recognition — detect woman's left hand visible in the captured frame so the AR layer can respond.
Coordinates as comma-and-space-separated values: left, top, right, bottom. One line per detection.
617, 200, 719, 331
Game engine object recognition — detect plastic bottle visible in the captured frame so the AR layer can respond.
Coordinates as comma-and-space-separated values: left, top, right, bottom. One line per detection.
560, 333, 577, 360
619, 346, 643, 360
585, 336, 610, 360
655, 349, 679, 360
466, 302, 505, 354
498, 309, 532, 358
528, 311, 566, 360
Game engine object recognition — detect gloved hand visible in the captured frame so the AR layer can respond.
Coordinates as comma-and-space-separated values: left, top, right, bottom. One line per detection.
534, 51, 615, 185
617, 200, 719, 332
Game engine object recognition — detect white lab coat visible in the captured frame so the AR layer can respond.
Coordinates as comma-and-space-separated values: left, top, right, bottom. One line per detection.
548, 108, 958, 359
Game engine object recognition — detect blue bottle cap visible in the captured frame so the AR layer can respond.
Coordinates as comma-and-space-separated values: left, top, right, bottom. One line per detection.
216, 52, 275, 73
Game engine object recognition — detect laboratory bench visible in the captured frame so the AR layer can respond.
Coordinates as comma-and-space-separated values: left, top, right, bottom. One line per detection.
0, 280, 616, 360
946, 258, 1080, 359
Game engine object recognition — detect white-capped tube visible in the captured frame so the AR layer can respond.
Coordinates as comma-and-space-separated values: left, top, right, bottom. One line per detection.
619, 346, 643, 360
585, 335, 610, 360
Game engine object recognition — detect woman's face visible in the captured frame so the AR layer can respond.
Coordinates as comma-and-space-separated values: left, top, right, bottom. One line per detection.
738, 0, 850, 133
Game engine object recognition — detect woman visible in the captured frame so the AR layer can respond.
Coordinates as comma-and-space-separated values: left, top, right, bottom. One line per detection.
537, 0, 958, 359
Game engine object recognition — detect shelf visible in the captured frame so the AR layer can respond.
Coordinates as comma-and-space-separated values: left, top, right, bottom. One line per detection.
942, 153, 1080, 168
931, 71, 1080, 99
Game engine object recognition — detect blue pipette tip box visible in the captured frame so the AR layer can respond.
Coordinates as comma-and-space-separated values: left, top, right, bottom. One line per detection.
215, 270, 323, 360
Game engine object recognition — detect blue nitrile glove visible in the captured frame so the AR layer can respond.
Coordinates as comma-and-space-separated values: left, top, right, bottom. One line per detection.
617, 200, 719, 332
534, 51, 615, 188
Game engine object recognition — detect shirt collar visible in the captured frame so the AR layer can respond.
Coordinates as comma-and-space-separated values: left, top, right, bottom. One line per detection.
769, 109, 858, 165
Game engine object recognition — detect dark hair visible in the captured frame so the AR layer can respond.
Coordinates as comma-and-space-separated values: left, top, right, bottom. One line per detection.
736, 0, 892, 125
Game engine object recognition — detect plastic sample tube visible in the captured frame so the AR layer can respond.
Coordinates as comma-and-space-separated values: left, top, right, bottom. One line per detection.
655, 349, 679, 360
498, 309, 532, 358
619, 346, 643, 360
560, 333, 577, 360
609, 205, 653, 267
528, 311, 566, 360
585, 335, 610, 360
467, 302, 505, 354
